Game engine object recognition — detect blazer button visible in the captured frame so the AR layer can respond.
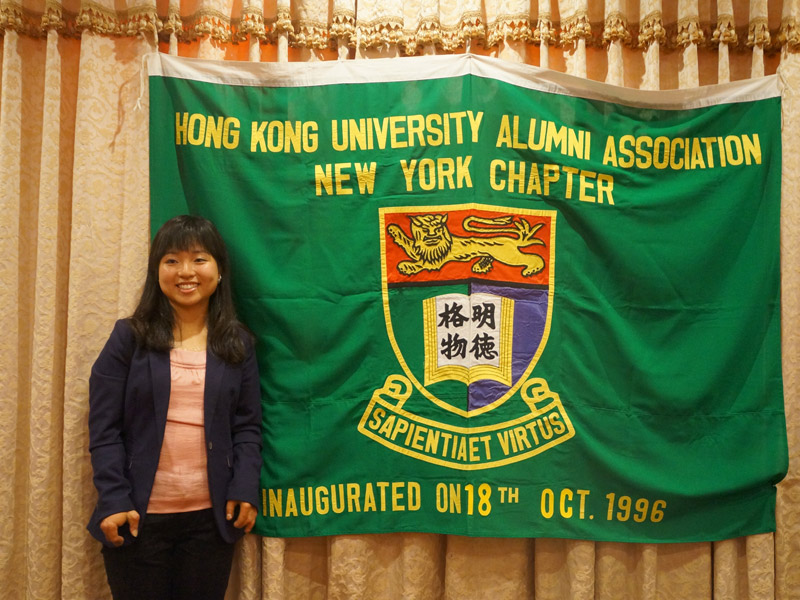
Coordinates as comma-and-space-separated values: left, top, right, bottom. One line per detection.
208, 442, 213, 450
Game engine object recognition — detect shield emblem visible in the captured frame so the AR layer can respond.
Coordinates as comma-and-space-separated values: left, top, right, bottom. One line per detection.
380, 203, 556, 417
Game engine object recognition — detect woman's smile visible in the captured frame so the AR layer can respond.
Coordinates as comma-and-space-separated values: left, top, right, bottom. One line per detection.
159, 248, 220, 311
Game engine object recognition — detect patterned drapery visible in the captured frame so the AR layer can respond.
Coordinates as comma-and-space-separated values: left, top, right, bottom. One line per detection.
1, 0, 798, 598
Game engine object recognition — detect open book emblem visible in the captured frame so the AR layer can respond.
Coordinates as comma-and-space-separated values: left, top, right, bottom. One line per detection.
380, 204, 556, 417
424, 292, 514, 386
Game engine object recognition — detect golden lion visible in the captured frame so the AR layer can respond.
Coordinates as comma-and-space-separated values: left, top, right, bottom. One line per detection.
387, 213, 546, 277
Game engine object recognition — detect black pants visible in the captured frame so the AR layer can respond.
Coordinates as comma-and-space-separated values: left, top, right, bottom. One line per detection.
101, 509, 235, 600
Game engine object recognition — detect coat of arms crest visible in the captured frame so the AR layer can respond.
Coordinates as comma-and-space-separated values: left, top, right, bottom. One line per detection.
382, 203, 555, 416
357, 203, 574, 469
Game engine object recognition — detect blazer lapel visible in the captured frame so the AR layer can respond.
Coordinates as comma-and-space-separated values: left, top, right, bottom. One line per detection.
204, 350, 225, 441
150, 351, 171, 448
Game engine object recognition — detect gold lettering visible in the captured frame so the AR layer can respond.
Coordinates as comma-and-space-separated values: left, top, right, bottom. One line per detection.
347, 483, 361, 512
175, 112, 189, 145
367, 408, 385, 431
389, 115, 407, 148
268, 489, 282, 517
543, 164, 560, 195
314, 164, 333, 196
391, 481, 405, 511
400, 159, 417, 191
467, 111, 484, 142
495, 115, 512, 148
450, 111, 468, 144
490, 159, 505, 191
579, 170, 597, 203
285, 489, 298, 517
363, 483, 377, 511
334, 163, 353, 195
562, 165, 579, 198
597, 173, 614, 205
355, 162, 376, 194
742, 134, 761, 165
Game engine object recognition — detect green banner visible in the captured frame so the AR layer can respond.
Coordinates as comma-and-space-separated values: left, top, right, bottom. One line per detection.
148, 54, 787, 542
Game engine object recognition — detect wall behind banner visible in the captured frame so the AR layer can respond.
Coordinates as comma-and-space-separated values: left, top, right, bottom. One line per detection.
0, 0, 798, 598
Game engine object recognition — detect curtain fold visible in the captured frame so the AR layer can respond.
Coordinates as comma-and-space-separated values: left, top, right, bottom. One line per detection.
1, 1, 798, 598
777, 45, 800, 600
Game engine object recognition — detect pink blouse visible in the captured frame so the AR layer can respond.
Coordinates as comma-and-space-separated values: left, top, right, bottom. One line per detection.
147, 348, 212, 513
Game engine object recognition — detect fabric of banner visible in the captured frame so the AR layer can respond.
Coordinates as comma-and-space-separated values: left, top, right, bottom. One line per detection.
150, 56, 787, 541
148, 52, 787, 543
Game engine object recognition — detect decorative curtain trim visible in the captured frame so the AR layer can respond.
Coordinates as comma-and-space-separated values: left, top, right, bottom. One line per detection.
560, 10, 591, 46
354, 15, 404, 49
399, 14, 486, 54
712, 13, 738, 46
42, 0, 67, 32
293, 20, 329, 48
778, 16, 800, 50
1, 5, 795, 56
452, 12, 485, 49
603, 11, 630, 45
0, 0, 158, 37
160, 9, 182, 36
0, 1, 41, 36
485, 14, 532, 47
330, 9, 355, 45
534, 13, 555, 45
238, 8, 267, 41
76, 2, 158, 37
178, 9, 236, 42
401, 18, 440, 54
274, 5, 292, 36
676, 16, 705, 47
639, 11, 666, 48
748, 17, 771, 48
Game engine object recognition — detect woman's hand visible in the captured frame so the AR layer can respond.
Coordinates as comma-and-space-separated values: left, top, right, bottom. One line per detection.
226, 500, 257, 533
100, 510, 140, 547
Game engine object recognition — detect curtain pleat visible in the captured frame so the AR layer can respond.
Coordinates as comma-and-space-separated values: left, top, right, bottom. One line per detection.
0, 27, 28, 597
603, 0, 626, 86
61, 31, 153, 599
639, 0, 662, 90
776, 44, 800, 600
1, 1, 799, 599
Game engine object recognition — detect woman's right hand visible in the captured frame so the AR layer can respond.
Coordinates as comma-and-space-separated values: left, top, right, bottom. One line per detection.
100, 510, 140, 547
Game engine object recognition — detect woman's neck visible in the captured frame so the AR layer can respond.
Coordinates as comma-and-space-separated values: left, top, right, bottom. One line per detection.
173, 309, 208, 351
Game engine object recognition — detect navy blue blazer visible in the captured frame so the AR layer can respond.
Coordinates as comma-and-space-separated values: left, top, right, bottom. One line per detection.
87, 319, 263, 548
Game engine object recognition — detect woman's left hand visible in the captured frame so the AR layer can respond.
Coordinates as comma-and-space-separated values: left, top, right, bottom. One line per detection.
226, 500, 257, 533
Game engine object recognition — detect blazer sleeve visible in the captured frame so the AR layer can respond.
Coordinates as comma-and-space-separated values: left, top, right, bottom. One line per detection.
227, 335, 263, 506
88, 319, 137, 521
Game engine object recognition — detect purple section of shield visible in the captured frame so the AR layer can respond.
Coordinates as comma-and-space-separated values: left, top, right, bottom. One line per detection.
467, 283, 549, 411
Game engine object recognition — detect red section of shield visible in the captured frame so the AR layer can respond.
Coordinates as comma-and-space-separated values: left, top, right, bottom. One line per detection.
384, 207, 551, 286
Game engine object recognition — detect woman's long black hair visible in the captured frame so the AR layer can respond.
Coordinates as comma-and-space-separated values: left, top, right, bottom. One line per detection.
130, 214, 250, 364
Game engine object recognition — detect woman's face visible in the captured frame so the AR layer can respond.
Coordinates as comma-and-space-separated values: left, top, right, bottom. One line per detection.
158, 246, 220, 314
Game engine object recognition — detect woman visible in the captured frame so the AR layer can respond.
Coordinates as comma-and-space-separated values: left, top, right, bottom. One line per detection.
87, 215, 262, 600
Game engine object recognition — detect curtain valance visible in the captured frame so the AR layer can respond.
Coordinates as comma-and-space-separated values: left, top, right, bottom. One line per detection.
2, 0, 797, 56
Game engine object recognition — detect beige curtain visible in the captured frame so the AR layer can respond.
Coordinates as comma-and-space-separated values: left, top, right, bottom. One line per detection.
1, 0, 798, 598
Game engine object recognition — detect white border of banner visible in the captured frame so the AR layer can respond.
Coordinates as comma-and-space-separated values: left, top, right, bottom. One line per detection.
146, 52, 779, 110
